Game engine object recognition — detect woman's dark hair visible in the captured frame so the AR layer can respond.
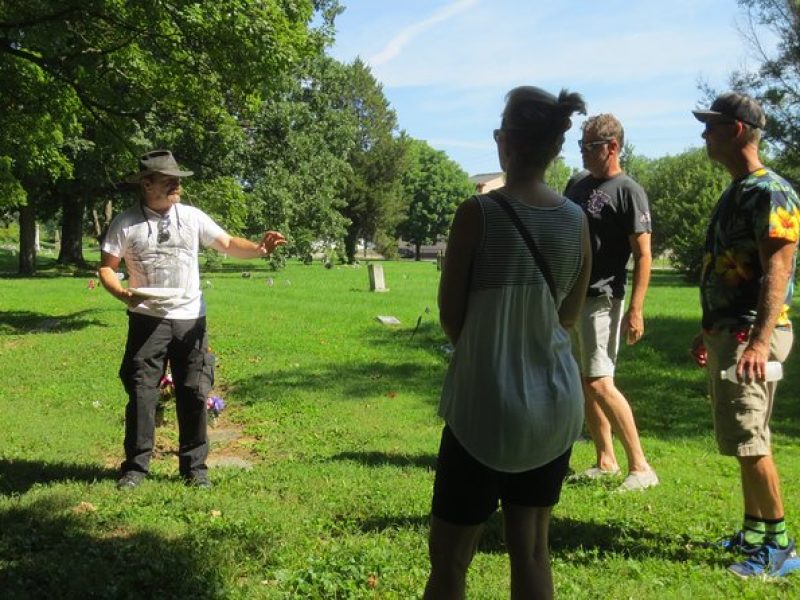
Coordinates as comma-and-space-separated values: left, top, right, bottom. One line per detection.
500, 86, 587, 173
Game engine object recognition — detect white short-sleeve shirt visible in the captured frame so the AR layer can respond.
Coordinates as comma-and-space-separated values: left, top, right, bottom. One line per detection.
102, 202, 225, 319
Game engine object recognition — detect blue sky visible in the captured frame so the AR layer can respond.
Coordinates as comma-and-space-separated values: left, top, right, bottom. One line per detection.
329, 0, 773, 175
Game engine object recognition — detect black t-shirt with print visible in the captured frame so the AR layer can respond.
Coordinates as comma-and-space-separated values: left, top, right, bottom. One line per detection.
564, 171, 651, 299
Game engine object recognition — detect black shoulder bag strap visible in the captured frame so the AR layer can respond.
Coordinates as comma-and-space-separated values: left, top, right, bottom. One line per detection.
488, 191, 558, 302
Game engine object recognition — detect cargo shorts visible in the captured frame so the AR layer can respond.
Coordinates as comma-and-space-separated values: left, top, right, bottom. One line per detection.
703, 326, 793, 457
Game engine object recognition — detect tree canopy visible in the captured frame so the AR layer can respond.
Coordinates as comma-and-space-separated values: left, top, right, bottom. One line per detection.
637, 148, 730, 280
729, 0, 800, 181
397, 138, 473, 260
0, 0, 339, 273
336, 59, 408, 263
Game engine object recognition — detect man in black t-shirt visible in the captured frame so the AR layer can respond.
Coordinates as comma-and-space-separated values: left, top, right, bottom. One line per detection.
564, 113, 658, 492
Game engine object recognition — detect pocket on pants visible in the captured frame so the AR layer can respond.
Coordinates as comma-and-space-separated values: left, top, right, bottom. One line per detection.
200, 352, 215, 398
119, 357, 158, 394
184, 349, 214, 396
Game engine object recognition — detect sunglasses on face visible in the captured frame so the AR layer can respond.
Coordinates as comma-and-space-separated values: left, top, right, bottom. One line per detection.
155, 177, 181, 188
578, 138, 613, 151
703, 120, 737, 133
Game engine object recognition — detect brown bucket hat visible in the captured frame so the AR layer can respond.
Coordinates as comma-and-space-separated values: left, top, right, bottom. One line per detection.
126, 150, 194, 183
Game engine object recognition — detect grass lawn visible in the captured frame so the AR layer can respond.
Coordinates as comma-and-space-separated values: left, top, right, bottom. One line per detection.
1, 250, 799, 599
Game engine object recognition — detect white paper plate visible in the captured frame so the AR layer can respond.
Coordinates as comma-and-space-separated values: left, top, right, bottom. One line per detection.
129, 287, 184, 299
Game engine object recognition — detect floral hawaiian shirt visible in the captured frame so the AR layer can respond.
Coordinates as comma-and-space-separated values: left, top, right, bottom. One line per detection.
701, 168, 800, 330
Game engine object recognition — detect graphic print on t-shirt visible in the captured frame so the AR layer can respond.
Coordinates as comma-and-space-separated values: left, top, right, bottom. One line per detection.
585, 189, 611, 217
590, 276, 615, 297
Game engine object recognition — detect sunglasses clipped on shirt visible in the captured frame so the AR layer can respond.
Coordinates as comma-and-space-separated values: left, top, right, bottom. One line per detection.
139, 202, 181, 242
157, 215, 171, 244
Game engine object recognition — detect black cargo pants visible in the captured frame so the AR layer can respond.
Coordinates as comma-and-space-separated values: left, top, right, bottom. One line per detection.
119, 312, 214, 478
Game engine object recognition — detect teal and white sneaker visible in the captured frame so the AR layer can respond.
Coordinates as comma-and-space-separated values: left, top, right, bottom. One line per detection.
728, 540, 799, 578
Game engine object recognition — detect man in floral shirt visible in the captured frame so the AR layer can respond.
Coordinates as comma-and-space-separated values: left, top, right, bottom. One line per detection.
691, 92, 800, 578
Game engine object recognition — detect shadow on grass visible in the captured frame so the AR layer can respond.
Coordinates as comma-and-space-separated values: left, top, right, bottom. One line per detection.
345, 318, 451, 363
550, 516, 690, 563
0, 459, 118, 495
329, 451, 436, 471
233, 359, 445, 406
616, 314, 800, 440
233, 311, 800, 443
0, 309, 109, 335
613, 314, 712, 440
0, 496, 225, 598
355, 511, 689, 562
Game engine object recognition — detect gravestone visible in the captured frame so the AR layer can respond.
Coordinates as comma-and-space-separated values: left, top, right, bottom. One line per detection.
368, 263, 388, 292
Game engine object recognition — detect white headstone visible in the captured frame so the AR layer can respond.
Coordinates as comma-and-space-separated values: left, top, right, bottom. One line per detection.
368, 263, 388, 292
376, 315, 401, 325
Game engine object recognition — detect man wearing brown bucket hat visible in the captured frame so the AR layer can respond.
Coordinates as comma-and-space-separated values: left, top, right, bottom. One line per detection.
690, 93, 800, 578
99, 150, 286, 490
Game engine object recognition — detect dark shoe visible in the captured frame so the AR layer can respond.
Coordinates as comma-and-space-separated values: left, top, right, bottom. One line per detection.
116, 471, 145, 490
184, 472, 213, 489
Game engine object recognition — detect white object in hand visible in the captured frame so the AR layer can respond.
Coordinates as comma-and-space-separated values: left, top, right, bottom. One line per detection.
128, 287, 184, 299
720, 361, 783, 383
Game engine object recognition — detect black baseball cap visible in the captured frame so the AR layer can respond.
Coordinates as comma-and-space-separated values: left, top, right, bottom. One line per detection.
692, 92, 766, 129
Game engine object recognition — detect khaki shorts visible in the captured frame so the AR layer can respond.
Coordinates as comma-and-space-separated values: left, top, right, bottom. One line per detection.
703, 327, 793, 457
571, 296, 624, 378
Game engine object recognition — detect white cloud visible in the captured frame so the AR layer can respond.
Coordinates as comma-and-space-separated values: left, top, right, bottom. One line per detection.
369, 0, 479, 66
333, 0, 776, 173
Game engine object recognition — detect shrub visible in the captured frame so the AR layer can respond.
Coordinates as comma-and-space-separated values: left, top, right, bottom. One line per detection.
639, 148, 729, 281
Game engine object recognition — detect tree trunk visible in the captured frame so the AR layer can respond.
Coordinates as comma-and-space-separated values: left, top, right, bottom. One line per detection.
57, 194, 87, 266
415, 242, 421, 261
18, 204, 36, 275
344, 226, 359, 264
91, 199, 114, 244
91, 208, 102, 238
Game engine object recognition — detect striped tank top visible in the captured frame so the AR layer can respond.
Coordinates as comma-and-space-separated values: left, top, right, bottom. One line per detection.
438, 192, 586, 472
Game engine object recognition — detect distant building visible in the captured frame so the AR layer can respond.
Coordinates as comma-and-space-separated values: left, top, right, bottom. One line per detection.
469, 172, 504, 194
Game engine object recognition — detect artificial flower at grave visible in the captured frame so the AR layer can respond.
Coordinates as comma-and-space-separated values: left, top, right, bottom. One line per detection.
155, 367, 226, 427
155, 370, 175, 427
207, 395, 225, 426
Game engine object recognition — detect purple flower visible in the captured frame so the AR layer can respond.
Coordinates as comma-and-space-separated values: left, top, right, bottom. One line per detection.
206, 396, 225, 414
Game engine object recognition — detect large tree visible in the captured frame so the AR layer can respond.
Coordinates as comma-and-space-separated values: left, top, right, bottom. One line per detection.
0, 0, 338, 273
728, 0, 800, 182
244, 56, 355, 263
397, 138, 473, 260
337, 59, 408, 263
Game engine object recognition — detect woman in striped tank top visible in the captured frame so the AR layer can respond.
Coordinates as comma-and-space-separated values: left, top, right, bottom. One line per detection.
424, 87, 592, 600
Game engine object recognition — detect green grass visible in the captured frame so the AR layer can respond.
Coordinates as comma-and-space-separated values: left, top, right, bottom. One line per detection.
1, 254, 799, 598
